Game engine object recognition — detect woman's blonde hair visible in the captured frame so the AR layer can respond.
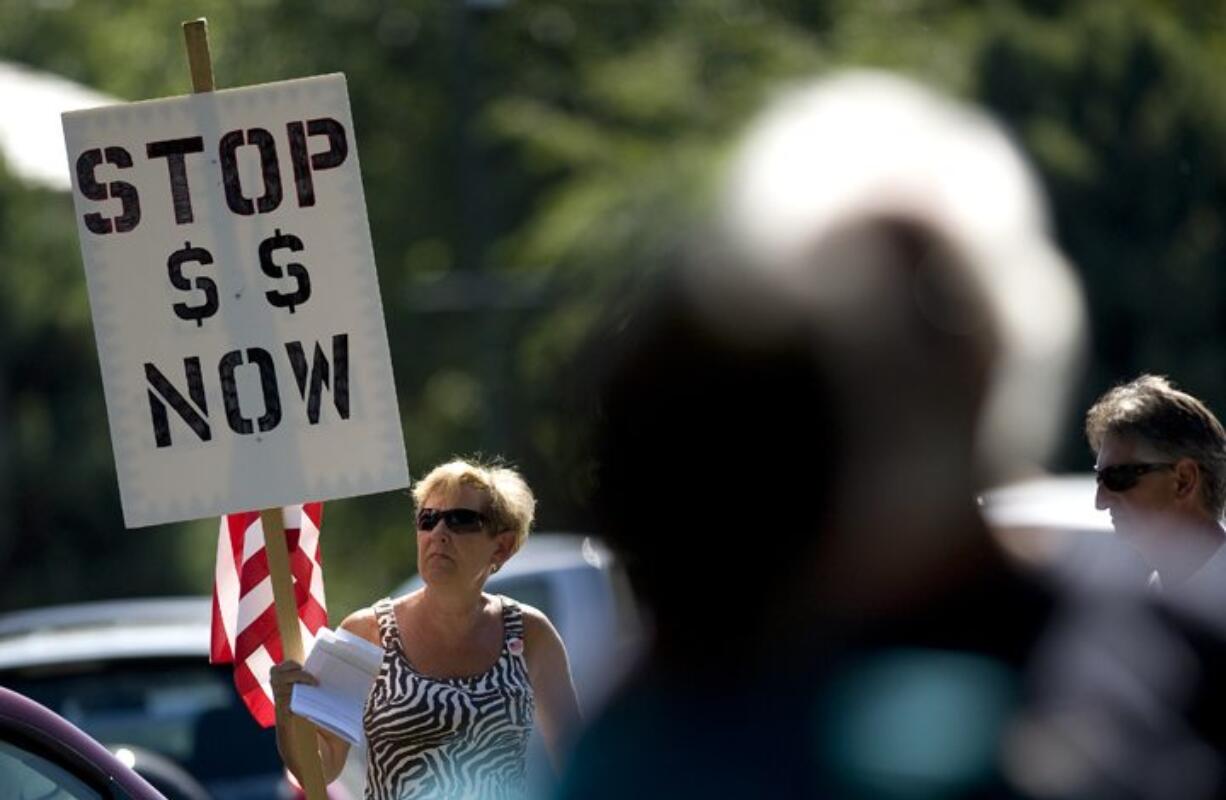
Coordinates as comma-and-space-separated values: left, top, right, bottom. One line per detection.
411, 457, 536, 551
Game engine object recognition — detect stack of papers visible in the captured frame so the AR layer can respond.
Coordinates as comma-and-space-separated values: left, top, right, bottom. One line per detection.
290, 627, 384, 745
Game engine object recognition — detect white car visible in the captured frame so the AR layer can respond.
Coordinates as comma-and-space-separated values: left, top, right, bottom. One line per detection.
980, 473, 1150, 584
980, 473, 1108, 534
395, 533, 641, 710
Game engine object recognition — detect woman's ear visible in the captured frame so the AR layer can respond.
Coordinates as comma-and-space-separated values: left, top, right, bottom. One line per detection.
492, 530, 517, 566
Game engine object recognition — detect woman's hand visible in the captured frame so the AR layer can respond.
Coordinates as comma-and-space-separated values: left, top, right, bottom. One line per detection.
270, 657, 350, 786
269, 659, 319, 708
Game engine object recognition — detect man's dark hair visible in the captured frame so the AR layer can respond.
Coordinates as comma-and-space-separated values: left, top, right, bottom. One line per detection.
1086, 374, 1226, 517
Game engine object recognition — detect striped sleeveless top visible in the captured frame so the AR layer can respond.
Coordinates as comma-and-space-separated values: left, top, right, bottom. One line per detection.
363, 596, 535, 800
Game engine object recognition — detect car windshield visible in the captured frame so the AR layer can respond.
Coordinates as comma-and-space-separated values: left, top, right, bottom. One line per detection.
3, 658, 283, 797
0, 738, 102, 800
489, 574, 553, 617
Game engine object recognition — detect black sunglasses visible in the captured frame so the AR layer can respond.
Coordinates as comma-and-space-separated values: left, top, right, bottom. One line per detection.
1095, 462, 1174, 492
416, 507, 488, 534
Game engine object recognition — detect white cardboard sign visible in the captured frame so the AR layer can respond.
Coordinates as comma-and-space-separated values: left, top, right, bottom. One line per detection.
62, 74, 409, 528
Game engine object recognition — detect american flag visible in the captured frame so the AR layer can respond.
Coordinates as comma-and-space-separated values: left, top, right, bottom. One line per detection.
210, 503, 327, 727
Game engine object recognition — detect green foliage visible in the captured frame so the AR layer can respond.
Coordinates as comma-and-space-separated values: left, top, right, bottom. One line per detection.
2, 0, 1225, 614
0, 164, 189, 605
975, 1, 1226, 465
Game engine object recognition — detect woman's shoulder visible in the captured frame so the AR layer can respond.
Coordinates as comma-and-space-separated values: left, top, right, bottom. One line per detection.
505, 599, 561, 644
502, 598, 572, 680
338, 605, 381, 646
510, 599, 546, 623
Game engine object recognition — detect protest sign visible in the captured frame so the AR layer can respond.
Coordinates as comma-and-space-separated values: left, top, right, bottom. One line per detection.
63, 72, 408, 528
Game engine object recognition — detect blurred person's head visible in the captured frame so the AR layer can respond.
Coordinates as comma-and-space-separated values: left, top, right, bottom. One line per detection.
715, 71, 1088, 615
584, 69, 1087, 663
1086, 376, 1226, 572
722, 71, 1086, 489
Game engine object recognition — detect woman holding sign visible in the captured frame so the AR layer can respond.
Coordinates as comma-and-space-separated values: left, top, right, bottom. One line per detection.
270, 458, 581, 798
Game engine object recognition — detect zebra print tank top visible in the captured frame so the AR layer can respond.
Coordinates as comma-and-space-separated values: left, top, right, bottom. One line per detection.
363, 595, 535, 800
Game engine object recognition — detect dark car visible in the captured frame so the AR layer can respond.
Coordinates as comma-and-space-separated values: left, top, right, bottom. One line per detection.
0, 597, 293, 800
0, 685, 166, 799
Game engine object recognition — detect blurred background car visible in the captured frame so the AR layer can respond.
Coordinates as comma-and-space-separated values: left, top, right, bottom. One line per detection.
980, 473, 1149, 585
0, 597, 297, 800
0, 684, 166, 800
393, 532, 641, 710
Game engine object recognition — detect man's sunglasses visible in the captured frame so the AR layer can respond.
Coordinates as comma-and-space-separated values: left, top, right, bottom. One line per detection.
1094, 462, 1174, 492
416, 507, 488, 534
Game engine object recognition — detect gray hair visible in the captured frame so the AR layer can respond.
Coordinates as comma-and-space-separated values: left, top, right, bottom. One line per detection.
1086, 374, 1226, 518
719, 70, 1088, 483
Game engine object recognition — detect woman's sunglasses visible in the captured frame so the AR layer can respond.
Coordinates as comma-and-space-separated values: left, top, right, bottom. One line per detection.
416, 507, 487, 534
1095, 462, 1174, 493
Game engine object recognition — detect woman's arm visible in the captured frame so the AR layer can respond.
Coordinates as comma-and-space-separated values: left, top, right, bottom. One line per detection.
522, 606, 582, 771
269, 608, 380, 784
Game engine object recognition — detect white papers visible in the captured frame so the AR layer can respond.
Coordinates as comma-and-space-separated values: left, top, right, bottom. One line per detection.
291, 627, 383, 745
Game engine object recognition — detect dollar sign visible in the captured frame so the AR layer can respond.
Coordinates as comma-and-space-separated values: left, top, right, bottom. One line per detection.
167, 241, 219, 327
259, 228, 311, 314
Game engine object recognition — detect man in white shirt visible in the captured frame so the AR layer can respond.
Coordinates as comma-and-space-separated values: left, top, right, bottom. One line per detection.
1086, 374, 1226, 594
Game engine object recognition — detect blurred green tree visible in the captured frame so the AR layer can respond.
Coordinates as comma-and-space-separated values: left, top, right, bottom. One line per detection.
975, 2, 1226, 466
1, 0, 1224, 615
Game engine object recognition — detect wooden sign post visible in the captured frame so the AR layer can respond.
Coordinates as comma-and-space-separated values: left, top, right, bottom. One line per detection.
182, 19, 327, 800
262, 506, 330, 800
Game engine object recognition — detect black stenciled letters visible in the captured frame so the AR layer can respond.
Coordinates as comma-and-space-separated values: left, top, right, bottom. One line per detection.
286, 334, 350, 424
219, 128, 284, 216
75, 150, 106, 208
146, 137, 205, 224
166, 242, 219, 327
82, 116, 347, 232
286, 117, 348, 207
219, 348, 283, 435
75, 146, 141, 234
145, 334, 351, 449
145, 358, 210, 447
259, 229, 312, 313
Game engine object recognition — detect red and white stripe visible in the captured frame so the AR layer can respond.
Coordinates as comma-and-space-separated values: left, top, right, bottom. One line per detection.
210, 503, 327, 727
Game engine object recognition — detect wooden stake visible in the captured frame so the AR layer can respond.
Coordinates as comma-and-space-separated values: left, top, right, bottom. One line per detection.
180, 18, 327, 800
182, 19, 215, 92
262, 509, 330, 799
